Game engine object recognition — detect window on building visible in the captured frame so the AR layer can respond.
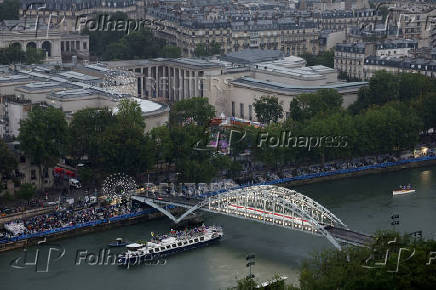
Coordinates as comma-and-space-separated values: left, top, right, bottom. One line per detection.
248, 105, 253, 121
83, 42, 87, 50
231, 101, 235, 117
31, 169, 36, 180
240, 103, 244, 119
76, 41, 80, 50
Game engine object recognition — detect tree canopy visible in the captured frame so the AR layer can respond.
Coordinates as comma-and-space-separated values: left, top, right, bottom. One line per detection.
301, 50, 334, 68
0, 140, 17, 178
82, 12, 181, 61
0, 46, 46, 65
349, 71, 435, 114
299, 231, 436, 290
18, 106, 69, 189
170, 97, 216, 127
18, 106, 69, 169
290, 89, 343, 122
194, 41, 221, 57
254, 96, 284, 124
0, 0, 19, 21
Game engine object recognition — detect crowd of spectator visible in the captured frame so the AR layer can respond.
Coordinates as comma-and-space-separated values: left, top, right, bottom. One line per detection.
1, 203, 136, 240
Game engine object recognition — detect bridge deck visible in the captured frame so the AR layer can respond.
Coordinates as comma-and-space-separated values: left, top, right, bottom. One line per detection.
325, 226, 374, 246
133, 195, 374, 248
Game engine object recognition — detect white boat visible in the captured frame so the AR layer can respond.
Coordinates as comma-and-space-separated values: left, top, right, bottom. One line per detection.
117, 225, 223, 266
392, 189, 416, 195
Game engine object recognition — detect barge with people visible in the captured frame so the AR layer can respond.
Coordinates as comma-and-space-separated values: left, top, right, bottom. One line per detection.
117, 225, 223, 266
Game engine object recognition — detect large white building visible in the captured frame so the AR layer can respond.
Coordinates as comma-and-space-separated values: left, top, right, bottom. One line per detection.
0, 20, 89, 63
105, 49, 368, 122
0, 63, 169, 138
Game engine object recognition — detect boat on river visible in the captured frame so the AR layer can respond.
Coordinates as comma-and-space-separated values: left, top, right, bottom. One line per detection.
117, 225, 223, 266
393, 185, 415, 196
108, 237, 129, 247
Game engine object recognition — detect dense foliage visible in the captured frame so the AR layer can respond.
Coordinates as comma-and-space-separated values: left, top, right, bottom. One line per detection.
254, 96, 284, 124
82, 12, 181, 60
18, 106, 69, 189
0, 140, 17, 178
299, 231, 436, 290
0, 0, 19, 21
0, 47, 46, 65
301, 51, 334, 68
194, 41, 221, 57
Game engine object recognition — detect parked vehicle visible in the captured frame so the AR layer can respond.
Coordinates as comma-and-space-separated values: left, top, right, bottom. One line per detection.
69, 178, 82, 189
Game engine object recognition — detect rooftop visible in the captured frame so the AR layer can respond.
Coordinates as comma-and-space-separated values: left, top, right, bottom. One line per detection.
232, 77, 368, 94
222, 49, 284, 64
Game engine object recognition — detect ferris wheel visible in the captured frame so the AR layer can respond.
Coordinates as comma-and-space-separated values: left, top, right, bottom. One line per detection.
101, 173, 137, 201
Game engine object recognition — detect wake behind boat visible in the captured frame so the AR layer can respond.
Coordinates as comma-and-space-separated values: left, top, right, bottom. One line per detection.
393, 185, 415, 196
117, 225, 223, 266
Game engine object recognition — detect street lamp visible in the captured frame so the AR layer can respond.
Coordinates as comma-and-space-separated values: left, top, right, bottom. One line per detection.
246, 253, 256, 280
391, 214, 399, 230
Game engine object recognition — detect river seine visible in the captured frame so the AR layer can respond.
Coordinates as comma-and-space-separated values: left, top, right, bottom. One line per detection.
1, 166, 435, 290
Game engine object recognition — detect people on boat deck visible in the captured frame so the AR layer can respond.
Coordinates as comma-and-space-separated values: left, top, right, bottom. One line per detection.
398, 184, 412, 190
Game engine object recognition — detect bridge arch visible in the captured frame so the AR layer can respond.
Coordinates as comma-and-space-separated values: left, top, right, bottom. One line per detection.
133, 185, 349, 249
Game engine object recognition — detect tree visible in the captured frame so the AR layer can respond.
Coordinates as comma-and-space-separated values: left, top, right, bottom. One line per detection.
97, 99, 153, 176
368, 70, 399, 105
0, 46, 45, 65
18, 106, 69, 190
116, 98, 146, 130
398, 73, 434, 101
0, 140, 17, 178
82, 12, 128, 58
0, 46, 25, 64
354, 104, 421, 155
161, 46, 181, 58
290, 89, 343, 122
171, 97, 216, 127
16, 184, 36, 201
253, 96, 284, 124
97, 124, 152, 177
299, 231, 436, 290
0, 0, 20, 21
349, 71, 400, 114
413, 92, 436, 132
301, 50, 334, 68
69, 107, 115, 163
24, 47, 46, 64
194, 41, 221, 57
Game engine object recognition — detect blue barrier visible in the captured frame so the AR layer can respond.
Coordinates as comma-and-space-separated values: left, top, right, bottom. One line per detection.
0, 207, 165, 244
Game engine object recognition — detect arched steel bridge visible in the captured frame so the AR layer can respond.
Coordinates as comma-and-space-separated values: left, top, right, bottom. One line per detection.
131, 185, 373, 250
